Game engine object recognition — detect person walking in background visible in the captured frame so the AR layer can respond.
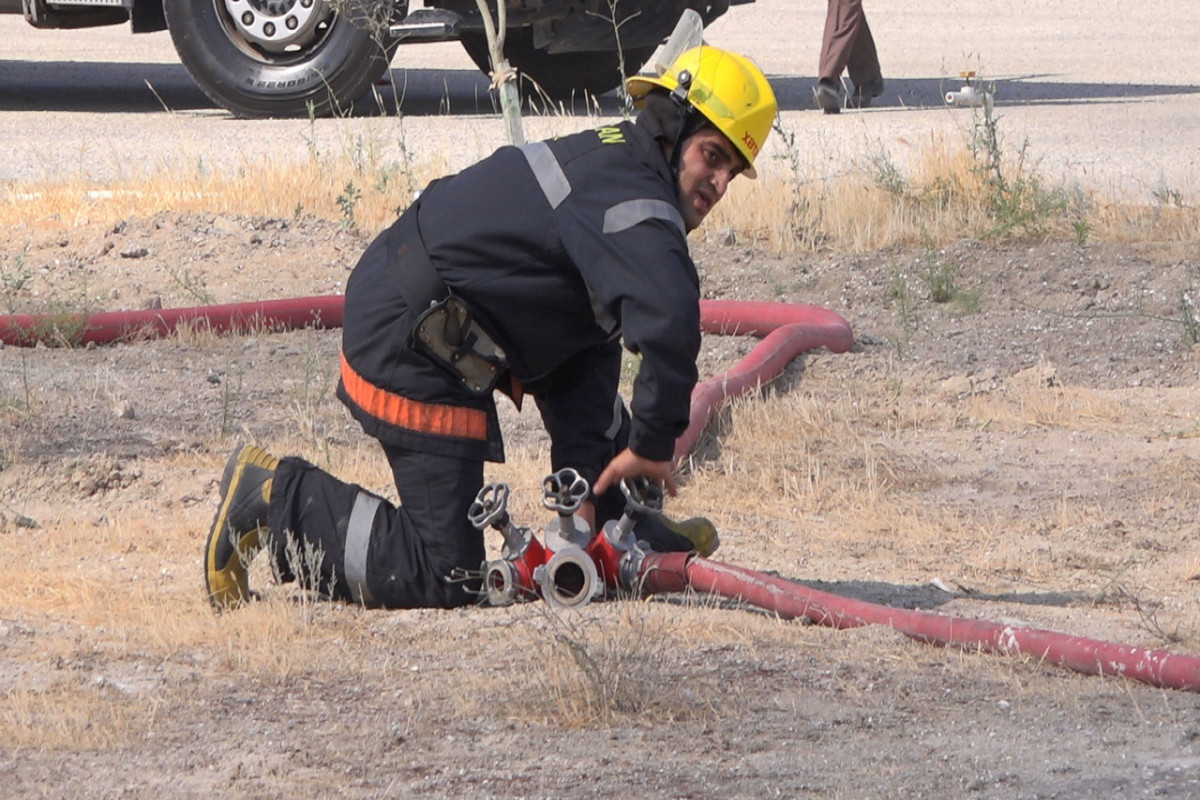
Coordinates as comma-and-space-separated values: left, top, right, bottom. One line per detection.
814, 0, 885, 114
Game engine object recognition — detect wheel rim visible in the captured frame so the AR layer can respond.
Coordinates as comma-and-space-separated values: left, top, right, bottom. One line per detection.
219, 0, 336, 58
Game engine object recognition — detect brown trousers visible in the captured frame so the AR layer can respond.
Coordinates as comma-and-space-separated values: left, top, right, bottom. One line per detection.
819, 0, 881, 86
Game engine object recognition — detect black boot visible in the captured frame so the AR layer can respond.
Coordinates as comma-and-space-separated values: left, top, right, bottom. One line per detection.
634, 513, 720, 557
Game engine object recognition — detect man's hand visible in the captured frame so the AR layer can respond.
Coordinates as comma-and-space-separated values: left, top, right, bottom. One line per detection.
593, 447, 678, 498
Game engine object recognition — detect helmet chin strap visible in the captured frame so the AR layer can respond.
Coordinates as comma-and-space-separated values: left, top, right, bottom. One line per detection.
668, 70, 697, 182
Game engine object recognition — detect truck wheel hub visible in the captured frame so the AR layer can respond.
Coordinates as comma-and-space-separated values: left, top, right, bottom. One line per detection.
222, 0, 332, 52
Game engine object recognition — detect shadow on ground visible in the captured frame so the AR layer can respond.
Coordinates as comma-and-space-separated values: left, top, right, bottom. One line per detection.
795, 577, 1087, 610
647, 573, 1085, 619
0, 60, 495, 115
8, 59, 1196, 117
770, 73, 1200, 112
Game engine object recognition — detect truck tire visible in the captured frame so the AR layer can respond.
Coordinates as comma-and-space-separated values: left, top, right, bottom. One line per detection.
163, 0, 399, 118
461, 29, 654, 101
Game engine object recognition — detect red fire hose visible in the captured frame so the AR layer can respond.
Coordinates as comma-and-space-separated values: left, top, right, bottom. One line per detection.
7, 292, 1196, 692
0, 295, 848, 350
677, 304, 853, 462
0, 295, 345, 346
637, 552, 1200, 693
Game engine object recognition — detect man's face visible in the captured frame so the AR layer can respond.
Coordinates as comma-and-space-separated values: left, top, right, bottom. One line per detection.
675, 127, 747, 232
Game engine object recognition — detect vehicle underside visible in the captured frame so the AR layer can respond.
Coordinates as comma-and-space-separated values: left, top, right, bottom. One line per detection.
6, 0, 753, 116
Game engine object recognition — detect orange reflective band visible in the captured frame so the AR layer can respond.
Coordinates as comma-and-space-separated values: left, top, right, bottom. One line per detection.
340, 354, 488, 441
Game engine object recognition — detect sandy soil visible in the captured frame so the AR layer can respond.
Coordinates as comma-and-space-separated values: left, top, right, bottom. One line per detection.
2, 210, 1200, 798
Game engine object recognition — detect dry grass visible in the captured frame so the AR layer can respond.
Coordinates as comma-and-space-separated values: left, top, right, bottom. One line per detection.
3, 680, 152, 751
679, 379, 974, 570
503, 603, 720, 726
3, 338, 1197, 752
708, 116, 1200, 254
965, 380, 1126, 430
4, 109, 1197, 255
671, 353, 1200, 621
1, 121, 452, 238
3, 108, 1199, 770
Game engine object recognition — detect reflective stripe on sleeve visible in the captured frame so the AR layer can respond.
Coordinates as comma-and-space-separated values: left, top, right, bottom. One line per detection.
345, 491, 381, 605
603, 198, 685, 237
340, 354, 488, 440
589, 293, 619, 335
604, 395, 624, 440
519, 141, 572, 209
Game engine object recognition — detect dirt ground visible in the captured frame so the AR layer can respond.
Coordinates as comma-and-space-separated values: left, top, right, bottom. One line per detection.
2, 209, 1200, 798
5, 2, 1200, 793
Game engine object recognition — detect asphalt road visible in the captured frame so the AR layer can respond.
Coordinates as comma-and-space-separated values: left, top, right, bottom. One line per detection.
2, 0, 1198, 199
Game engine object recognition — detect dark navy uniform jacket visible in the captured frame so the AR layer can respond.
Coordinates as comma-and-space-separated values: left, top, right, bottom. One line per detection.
337, 119, 701, 488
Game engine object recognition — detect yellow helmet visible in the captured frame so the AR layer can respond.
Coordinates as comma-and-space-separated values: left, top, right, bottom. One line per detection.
626, 46, 777, 178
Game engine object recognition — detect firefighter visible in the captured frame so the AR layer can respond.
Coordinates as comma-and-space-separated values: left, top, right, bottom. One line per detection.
204, 45, 778, 610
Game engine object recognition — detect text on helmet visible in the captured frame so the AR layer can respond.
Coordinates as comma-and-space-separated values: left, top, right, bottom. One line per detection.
742, 131, 760, 158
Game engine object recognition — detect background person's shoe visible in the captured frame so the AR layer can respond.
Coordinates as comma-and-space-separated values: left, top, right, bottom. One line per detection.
849, 76, 886, 109
813, 80, 841, 114
205, 444, 278, 611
